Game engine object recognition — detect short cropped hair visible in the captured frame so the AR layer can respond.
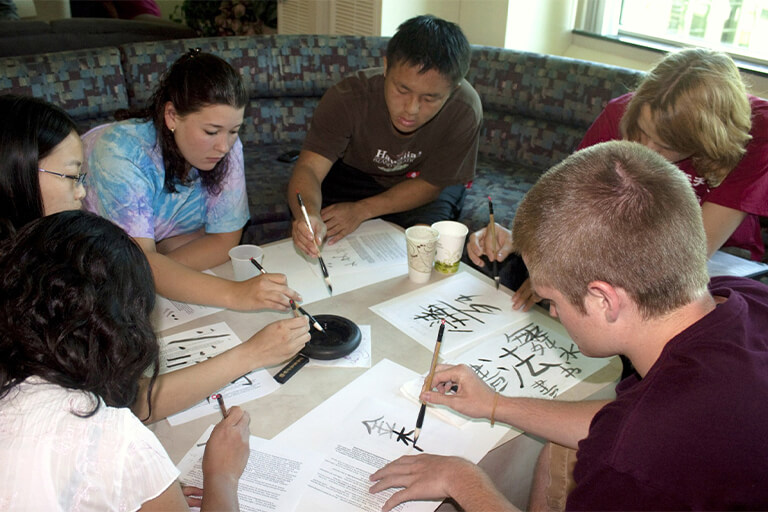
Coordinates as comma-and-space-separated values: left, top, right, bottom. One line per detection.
621, 48, 752, 187
513, 141, 709, 319
0, 211, 159, 418
386, 14, 471, 85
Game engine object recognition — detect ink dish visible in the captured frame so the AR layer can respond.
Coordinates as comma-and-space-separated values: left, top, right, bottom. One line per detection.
303, 314, 361, 360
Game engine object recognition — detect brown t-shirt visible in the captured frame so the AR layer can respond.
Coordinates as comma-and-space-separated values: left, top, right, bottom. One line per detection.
303, 68, 482, 189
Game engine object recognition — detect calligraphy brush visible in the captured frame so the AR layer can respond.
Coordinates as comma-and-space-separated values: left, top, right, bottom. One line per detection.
488, 196, 500, 290
296, 191, 333, 295
250, 257, 325, 333
414, 319, 446, 445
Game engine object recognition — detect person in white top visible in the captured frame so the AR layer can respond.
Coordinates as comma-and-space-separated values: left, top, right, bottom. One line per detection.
0, 210, 250, 511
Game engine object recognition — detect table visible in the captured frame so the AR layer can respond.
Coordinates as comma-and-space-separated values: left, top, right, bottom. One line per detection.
149, 234, 621, 507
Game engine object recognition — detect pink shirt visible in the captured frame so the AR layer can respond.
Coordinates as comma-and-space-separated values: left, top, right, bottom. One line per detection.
578, 93, 768, 261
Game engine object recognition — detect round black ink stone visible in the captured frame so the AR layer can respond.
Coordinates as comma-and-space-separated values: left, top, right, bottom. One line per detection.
303, 314, 361, 360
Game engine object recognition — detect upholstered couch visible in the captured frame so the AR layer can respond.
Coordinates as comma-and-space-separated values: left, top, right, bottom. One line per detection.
0, 34, 645, 244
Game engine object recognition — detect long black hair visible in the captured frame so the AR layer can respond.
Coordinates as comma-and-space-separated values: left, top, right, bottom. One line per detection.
0, 95, 78, 241
0, 211, 159, 418
118, 49, 248, 195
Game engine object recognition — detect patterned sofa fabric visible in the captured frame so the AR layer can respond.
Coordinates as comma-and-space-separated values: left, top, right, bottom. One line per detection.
0, 35, 648, 244
0, 47, 129, 131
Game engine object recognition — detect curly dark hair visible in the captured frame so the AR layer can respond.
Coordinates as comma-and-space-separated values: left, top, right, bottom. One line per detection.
0, 211, 159, 418
117, 49, 248, 195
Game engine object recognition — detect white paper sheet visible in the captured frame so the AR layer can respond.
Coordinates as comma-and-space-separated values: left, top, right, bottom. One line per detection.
370, 272, 529, 359
707, 249, 768, 278
401, 311, 613, 427
306, 325, 372, 368
151, 270, 224, 331
276, 360, 514, 511
310, 219, 406, 276
158, 322, 241, 373
178, 425, 323, 512
158, 322, 280, 426
261, 220, 408, 305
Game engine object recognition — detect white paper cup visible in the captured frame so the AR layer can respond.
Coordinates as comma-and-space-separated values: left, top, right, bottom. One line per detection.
405, 226, 440, 283
228, 244, 264, 281
431, 220, 469, 274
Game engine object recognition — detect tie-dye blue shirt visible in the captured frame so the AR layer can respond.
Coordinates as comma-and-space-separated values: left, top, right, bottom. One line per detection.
81, 120, 249, 241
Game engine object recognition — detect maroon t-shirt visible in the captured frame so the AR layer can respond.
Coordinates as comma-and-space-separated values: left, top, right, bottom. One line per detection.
578, 93, 768, 261
567, 276, 768, 510
303, 68, 482, 189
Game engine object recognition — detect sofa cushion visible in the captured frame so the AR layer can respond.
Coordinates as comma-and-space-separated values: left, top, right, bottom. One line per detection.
268, 34, 387, 96
0, 47, 129, 130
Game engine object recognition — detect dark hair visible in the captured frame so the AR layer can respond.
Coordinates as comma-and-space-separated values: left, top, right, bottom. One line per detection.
0, 95, 78, 240
386, 15, 471, 85
0, 211, 159, 418
118, 49, 248, 194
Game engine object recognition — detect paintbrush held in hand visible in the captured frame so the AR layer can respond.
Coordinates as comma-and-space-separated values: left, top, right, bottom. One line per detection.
296, 191, 333, 295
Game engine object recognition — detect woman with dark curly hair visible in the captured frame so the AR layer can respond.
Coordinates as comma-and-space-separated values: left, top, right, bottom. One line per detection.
0, 94, 310, 423
82, 48, 301, 312
0, 210, 250, 510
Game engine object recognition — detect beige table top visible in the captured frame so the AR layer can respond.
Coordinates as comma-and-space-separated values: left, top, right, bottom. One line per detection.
150, 251, 621, 464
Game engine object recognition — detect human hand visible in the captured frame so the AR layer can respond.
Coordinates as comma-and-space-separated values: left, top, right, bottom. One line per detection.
511, 277, 540, 312
467, 222, 513, 267
291, 213, 326, 258
235, 273, 300, 311
421, 364, 497, 419
369, 454, 482, 512
243, 316, 311, 367
320, 201, 367, 245
202, 406, 250, 482
181, 485, 203, 508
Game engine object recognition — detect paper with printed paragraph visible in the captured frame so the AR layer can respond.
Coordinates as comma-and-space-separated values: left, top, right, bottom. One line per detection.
274, 359, 513, 511
178, 425, 322, 512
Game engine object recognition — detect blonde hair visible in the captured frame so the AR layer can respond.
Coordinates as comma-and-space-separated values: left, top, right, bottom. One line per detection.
621, 48, 752, 187
512, 141, 709, 319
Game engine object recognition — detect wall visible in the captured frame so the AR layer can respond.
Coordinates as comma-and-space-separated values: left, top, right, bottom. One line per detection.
564, 32, 768, 97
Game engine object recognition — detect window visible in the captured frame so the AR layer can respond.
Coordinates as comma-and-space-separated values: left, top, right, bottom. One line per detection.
578, 0, 768, 64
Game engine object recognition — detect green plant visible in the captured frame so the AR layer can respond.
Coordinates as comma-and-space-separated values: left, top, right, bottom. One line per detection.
171, 0, 277, 37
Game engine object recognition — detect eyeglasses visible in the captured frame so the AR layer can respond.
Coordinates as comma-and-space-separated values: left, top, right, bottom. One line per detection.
39, 168, 87, 186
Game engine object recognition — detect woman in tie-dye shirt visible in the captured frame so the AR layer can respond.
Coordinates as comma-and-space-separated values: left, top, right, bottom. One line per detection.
83, 49, 302, 314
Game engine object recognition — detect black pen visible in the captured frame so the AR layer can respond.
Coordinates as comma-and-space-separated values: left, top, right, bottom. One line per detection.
296, 191, 333, 295
414, 319, 446, 445
250, 257, 325, 333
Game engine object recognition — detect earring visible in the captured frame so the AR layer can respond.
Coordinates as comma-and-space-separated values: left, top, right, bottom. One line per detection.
170, 127, 175, 133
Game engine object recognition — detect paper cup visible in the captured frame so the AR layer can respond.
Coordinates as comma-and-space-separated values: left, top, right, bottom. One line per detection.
431, 220, 469, 274
405, 226, 439, 283
229, 244, 264, 281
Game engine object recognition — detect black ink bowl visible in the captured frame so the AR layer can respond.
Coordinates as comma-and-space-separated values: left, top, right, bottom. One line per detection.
303, 314, 361, 360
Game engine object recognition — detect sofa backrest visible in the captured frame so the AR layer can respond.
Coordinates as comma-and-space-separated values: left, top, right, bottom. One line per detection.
119, 35, 388, 146
0, 46, 129, 131
0, 34, 647, 172
468, 46, 646, 169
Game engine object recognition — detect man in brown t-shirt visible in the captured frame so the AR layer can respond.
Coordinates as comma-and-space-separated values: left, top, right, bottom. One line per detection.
288, 14, 482, 257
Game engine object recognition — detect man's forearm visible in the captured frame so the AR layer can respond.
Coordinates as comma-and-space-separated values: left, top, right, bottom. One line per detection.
495, 397, 609, 449
356, 179, 442, 220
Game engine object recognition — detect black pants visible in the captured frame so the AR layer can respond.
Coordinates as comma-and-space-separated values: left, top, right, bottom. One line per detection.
321, 160, 466, 228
